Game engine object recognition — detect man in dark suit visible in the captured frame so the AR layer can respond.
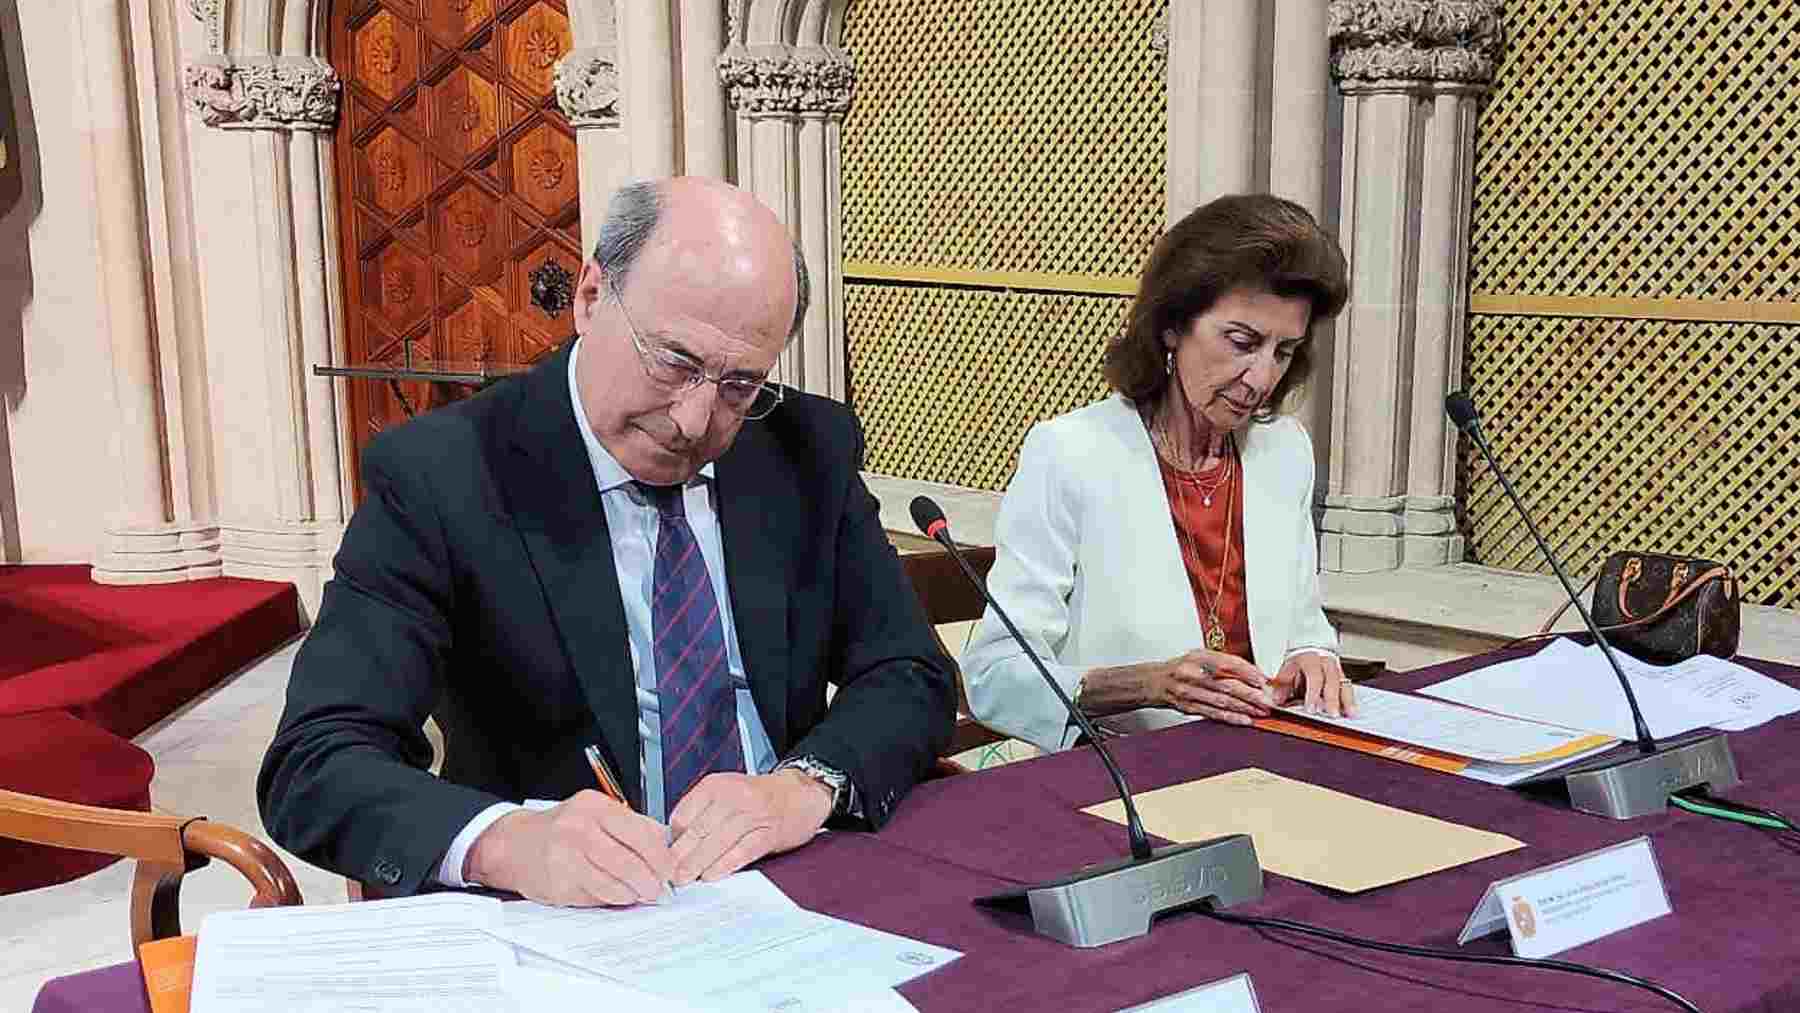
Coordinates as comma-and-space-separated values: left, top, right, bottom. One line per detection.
259, 177, 954, 906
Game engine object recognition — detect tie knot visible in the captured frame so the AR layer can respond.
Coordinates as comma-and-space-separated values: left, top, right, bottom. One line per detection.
636, 481, 686, 519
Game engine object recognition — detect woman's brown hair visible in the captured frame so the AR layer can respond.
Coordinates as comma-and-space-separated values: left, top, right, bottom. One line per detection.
1103, 194, 1349, 421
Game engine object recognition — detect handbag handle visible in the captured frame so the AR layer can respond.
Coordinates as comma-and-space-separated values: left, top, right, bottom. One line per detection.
1535, 565, 1733, 637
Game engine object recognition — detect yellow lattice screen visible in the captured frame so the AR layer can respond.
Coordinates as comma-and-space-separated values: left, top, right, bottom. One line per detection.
1464, 0, 1800, 607
846, 285, 1115, 490
840, 0, 1166, 489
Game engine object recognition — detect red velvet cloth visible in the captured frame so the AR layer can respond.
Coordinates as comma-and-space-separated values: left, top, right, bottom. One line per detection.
0, 565, 302, 737
0, 710, 154, 894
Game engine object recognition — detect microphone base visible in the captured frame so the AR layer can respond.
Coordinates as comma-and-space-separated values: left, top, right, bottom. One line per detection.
974, 834, 1262, 948
1554, 732, 1739, 820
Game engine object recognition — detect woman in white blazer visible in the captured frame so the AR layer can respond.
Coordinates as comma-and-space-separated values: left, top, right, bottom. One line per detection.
964, 195, 1356, 753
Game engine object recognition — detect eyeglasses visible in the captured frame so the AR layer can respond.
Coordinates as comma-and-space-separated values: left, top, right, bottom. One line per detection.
611, 288, 784, 420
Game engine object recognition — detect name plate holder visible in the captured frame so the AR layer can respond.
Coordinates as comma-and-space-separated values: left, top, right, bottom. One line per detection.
1457, 836, 1672, 959
1118, 972, 1260, 1012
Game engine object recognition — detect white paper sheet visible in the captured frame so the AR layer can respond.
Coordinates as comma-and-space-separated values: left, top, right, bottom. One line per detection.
1422, 637, 1786, 740
1276, 684, 1614, 764
502, 964, 703, 1009
1117, 972, 1261, 1012
503, 964, 919, 1013
191, 894, 515, 1013
494, 871, 956, 1013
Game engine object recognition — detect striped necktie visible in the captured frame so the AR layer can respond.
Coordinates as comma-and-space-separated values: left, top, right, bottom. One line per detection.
637, 481, 744, 810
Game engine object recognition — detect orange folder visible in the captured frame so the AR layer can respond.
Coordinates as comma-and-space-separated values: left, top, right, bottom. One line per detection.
137, 934, 196, 1013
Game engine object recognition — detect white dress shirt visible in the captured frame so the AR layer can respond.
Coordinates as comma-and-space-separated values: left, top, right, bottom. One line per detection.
436, 338, 777, 887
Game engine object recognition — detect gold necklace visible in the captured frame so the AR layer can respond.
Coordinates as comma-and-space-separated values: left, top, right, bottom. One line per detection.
1166, 447, 1234, 507
1166, 438, 1239, 652
1149, 417, 1232, 505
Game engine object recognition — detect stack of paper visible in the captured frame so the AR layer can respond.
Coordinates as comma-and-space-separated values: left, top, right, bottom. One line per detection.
1256, 684, 1618, 785
189, 872, 954, 1013
1422, 638, 1800, 740
495, 871, 957, 1011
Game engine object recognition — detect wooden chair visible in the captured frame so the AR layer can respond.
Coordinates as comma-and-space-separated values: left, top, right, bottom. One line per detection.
899, 545, 1010, 769
0, 788, 302, 944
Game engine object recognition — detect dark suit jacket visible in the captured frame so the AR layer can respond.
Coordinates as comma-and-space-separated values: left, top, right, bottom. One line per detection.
258, 344, 954, 895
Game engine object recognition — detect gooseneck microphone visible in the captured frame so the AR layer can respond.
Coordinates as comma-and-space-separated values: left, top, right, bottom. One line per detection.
1446, 392, 1739, 818
910, 496, 1151, 860
1445, 392, 1655, 752
911, 495, 1262, 946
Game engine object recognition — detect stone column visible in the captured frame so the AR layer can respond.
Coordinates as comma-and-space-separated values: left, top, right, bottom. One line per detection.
555, 46, 626, 253
1405, 82, 1482, 564
1194, 0, 1261, 206
179, 24, 343, 607
1269, 0, 1336, 498
795, 49, 852, 400
719, 43, 854, 397
679, 0, 730, 178
81, 0, 168, 532
618, 0, 678, 179
1320, 0, 1501, 572
1162, 6, 1200, 220
1269, 0, 1332, 218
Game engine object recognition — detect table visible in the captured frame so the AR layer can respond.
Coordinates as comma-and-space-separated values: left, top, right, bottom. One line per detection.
34, 644, 1800, 1012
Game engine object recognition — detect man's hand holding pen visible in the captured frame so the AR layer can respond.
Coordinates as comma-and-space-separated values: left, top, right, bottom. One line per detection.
460, 744, 834, 906
463, 791, 674, 907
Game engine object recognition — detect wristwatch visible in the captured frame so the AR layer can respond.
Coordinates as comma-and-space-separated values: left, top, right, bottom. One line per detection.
774, 754, 857, 818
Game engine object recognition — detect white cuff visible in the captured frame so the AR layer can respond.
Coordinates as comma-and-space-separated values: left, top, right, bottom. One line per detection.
1282, 647, 1338, 664
436, 801, 523, 888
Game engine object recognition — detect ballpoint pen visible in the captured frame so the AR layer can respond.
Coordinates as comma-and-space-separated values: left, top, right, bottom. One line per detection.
583, 743, 628, 805
585, 743, 675, 900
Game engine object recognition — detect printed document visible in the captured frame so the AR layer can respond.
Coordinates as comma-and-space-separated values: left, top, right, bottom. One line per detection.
1276, 684, 1614, 764
1423, 637, 1800, 740
495, 871, 956, 1012
190, 894, 514, 1013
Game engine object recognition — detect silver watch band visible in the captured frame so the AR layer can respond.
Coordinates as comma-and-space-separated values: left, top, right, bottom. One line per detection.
774, 755, 857, 819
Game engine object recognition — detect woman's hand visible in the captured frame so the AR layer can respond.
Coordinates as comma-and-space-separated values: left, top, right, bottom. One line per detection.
1078, 652, 1272, 725
1270, 652, 1356, 718
1150, 650, 1273, 725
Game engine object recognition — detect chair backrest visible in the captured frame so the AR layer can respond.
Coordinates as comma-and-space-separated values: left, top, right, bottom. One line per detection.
899, 546, 1006, 763
901, 545, 996, 626
0, 788, 302, 944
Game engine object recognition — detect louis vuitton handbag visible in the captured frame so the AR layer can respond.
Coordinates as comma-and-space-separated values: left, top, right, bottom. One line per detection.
1540, 551, 1741, 664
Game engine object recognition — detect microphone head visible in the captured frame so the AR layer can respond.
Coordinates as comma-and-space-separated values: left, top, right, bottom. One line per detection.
909, 496, 948, 539
1445, 390, 1481, 432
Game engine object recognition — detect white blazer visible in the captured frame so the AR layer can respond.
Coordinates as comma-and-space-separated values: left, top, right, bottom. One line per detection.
963, 395, 1338, 752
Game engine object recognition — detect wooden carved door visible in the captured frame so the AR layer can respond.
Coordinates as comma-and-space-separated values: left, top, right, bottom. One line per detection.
330, 0, 585, 494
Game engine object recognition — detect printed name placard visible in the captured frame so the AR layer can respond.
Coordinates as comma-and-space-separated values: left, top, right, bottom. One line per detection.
1118, 972, 1260, 1012
1457, 836, 1672, 959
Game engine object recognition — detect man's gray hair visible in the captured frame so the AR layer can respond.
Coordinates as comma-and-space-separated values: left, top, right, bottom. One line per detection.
592, 180, 810, 341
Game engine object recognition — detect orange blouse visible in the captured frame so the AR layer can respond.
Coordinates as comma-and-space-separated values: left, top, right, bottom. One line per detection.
1157, 454, 1253, 663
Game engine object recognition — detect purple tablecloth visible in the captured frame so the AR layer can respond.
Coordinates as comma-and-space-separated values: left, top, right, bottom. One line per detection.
35, 644, 1800, 1012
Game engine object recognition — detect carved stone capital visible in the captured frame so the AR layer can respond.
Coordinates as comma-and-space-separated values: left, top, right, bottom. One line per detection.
553, 46, 620, 128
186, 0, 223, 54
718, 45, 855, 119
1328, 0, 1503, 89
184, 57, 341, 131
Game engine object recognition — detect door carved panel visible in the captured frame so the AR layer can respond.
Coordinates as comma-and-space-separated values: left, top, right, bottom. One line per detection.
330, 0, 583, 490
